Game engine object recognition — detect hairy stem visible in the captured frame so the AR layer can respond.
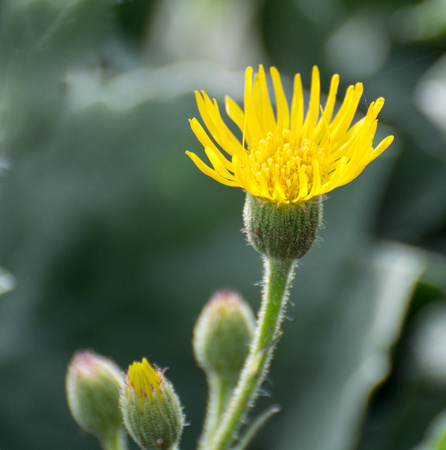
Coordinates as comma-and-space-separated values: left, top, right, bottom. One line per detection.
199, 375, 234, 449
210, 257, 296, 449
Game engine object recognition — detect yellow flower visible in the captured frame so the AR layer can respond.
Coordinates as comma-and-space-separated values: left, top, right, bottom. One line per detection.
127, 358, 161, 408
186, 66, 394, 205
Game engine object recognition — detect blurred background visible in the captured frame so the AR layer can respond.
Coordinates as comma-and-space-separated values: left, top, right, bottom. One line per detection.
0, 0, 445, 448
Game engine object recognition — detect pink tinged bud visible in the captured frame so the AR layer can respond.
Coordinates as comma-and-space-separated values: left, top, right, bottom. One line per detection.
193, 290, 256, 379
66, 350, 124, 441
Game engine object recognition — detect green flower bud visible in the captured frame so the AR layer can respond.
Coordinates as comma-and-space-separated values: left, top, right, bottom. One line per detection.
193, 290, 255, 380
66, 350, 125, 447
243, 193, 323, 260
120, 358, 185, 450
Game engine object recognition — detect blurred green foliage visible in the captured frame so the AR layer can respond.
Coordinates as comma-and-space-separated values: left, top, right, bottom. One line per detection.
0, 0, 445, 449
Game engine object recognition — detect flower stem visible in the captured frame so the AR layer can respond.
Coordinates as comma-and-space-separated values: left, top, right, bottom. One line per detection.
210, 257, 296, 449
199, 375, 234, 449
100, 429, 128, 450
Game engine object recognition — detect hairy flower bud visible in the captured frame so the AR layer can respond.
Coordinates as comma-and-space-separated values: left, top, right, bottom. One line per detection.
193, 290, 255, 380
120, 358, 185, 450
66, 350, 125, 447
243, 193, 323, 260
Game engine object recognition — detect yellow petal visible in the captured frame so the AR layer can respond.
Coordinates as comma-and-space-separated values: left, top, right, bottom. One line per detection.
302, 66, 321, 139
186, 151, 239, 187
291, 73, 304, 135
258, 65, 276, 132
271, 67, 289, 131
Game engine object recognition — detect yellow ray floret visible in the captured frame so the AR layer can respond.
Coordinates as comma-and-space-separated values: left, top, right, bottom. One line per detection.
128, 358, 162, 408
186, 66, 394, 205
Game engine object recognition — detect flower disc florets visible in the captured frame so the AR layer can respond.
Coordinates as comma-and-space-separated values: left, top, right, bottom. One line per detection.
248, 130, 327, 202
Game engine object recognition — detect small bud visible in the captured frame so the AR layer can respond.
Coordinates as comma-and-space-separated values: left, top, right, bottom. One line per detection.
243, 193, 323, 260
120, 358, 185, 450
193, 290, 255, 380
66, 351, 125, 446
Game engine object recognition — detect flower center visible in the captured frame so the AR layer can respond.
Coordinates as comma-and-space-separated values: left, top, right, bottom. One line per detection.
248, 130, 327, 202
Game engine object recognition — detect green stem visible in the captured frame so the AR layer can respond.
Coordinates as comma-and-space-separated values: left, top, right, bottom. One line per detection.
210, 257, 296, 450
100, 429, 128, 450
199, 376, 234, 449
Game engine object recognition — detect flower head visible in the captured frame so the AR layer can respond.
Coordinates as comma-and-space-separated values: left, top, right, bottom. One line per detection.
186, 66, 393, 205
